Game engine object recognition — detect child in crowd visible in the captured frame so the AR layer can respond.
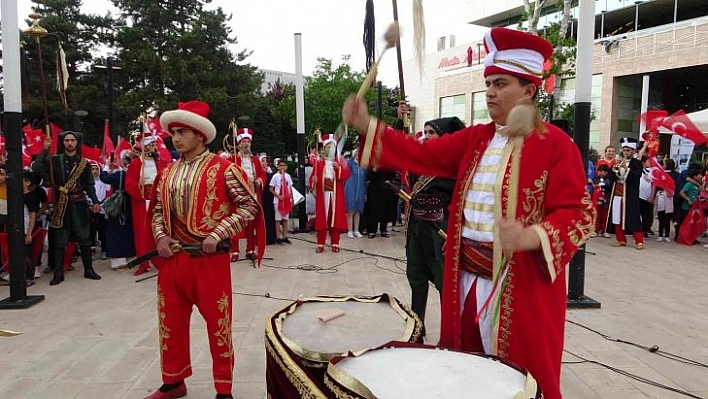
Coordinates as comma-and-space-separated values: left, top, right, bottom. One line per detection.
594, 164, 611, 237
269, 160, 294, 245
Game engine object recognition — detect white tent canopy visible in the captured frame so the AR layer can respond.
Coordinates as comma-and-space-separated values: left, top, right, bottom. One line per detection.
658, 108, 708, 136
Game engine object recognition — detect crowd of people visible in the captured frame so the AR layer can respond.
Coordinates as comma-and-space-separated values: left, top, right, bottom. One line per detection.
588, 143, 708, 249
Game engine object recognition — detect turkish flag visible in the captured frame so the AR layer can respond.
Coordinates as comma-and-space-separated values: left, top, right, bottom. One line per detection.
23, 126, 47, 155
677, 200, 708, 245
638, 110, 668, 137
102, 119, 115, 156
0, 135, 5, 155
146, 118, 169, 139
82, 145, 102, 163
155, 136, 173, 163
114, 136, 133, 160
661, 110, 707, 146
21, 144, 33, 167
648, 157, 675, 197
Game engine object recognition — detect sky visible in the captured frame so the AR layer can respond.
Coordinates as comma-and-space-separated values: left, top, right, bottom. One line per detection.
9, 0, 488, 87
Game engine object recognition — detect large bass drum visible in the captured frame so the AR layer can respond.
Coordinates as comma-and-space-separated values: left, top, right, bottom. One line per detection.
324, 342, 542, 399
265, 294, 423, 399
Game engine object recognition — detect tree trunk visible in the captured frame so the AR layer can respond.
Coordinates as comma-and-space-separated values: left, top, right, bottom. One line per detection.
559, 0, 573, 40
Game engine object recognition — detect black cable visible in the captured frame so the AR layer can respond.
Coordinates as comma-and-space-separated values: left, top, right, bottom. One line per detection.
261, 256, 406, 276
562, 350, 704, 399
567, 319, 708, 369
289, 235, 407, 263
232, 291, 295, 302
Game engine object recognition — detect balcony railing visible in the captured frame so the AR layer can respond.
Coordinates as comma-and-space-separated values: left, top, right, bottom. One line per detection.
595, 15, 708, 63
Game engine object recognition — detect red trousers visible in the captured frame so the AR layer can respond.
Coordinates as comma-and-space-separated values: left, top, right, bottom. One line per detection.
230, 223, 256, 255
614, 225, 644, 244
317, 229, 341, 246
157, 251, 234, 394
595, 206, 608, 233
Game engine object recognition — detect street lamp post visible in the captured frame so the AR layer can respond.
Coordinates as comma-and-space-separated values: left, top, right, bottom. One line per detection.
95, 57, 122, 144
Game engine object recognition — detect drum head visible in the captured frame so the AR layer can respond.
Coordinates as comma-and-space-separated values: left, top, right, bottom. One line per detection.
327, 346, 538, 399
282, 301, 411, 359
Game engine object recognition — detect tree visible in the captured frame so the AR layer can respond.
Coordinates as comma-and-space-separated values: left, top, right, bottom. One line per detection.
15, 0, 113, 145
109, 0, 263, 147
521, 0, 549, 34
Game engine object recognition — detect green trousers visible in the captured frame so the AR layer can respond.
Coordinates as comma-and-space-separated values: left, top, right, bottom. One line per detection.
405, 217, 447, 323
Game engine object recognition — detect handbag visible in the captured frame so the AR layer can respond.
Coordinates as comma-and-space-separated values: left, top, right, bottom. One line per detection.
103, 174, 126, 219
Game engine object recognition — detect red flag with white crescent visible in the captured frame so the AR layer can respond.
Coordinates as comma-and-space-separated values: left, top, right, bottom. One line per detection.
677, 200, 708, 245
661, 110, 707, 145
648, 157, 675, 197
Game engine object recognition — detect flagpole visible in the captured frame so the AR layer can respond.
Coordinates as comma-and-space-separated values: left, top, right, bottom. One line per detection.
24, 12, 51, 138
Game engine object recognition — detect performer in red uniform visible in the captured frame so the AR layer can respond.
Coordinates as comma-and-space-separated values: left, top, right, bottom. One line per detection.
309, 134, 350, 253
343, 28, 594, 399
143, 100, 265, 399
125, 130, 169, 275
227, 127, 266, 261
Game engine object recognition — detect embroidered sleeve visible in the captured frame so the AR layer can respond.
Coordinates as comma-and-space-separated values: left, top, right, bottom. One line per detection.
209, 166, 260, 241
529, 136, 596, 282
358, 117, 471, 179
152, 173, 168, 242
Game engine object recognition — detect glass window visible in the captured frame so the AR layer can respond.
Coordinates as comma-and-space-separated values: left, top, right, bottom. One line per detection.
471, 91, 490, 125
439, 95, 466, 123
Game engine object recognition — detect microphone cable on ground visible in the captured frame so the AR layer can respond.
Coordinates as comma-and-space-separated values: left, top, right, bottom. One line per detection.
562, 349, 704, 399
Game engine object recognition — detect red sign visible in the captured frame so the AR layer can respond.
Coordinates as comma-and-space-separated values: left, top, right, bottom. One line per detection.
438, 46, 487, 69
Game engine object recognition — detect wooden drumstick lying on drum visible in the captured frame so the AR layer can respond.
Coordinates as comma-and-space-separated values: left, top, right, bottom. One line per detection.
383, 180, 447, 240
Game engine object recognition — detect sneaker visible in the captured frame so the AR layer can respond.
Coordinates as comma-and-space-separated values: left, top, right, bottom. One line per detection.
664, 237, 672, 243
589, 231, 597, 238
101, 252, 107, 260
34, 267, 42, 279
657, 236, 664, 242
276, 238, 283, 245
282, 237, 292, 245
703, 243, 708, 249
354, 231, 363, 238
602, 233, 611, 238
347, 231, 355, 239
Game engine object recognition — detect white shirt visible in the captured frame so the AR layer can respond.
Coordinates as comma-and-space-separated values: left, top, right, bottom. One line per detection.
240, 155, 255, 182
269, 172, 293, 205
142, 158, 157, 186
639, 169, 652, 200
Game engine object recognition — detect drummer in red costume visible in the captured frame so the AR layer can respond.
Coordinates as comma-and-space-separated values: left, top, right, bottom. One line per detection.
143, 100, 265, 399
343, 28, 594, 398
309, 133, 350, 253
227, 127, 266, 261
125, 129, 169, 276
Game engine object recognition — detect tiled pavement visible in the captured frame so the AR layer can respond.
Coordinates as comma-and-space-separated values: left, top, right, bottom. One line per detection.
1, 229, 707, 398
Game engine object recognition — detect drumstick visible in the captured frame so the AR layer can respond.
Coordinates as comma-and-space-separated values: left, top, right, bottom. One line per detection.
317, 308, 345, 323
356, 23, 400, 100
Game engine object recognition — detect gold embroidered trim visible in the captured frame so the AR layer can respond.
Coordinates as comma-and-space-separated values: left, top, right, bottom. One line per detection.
541, 220, 564, 278
162, 364, 191, 378
463, 220, 494, 232
360, 117, 379, 169
530, 224, 556, 281
493, 58, 543, 76
469, 182, 495, 193
520, 171, 548, 226
464, 202, 495, 213
157, 285, 170, 352
475, 164, 501, 174
215, 292, 234, 361
498, 268, 516, 359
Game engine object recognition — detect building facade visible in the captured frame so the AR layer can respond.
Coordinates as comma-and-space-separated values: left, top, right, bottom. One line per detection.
403, 0, 708, 151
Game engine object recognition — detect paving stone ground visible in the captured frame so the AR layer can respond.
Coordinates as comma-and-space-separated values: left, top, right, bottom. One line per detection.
1, 229, 707, 398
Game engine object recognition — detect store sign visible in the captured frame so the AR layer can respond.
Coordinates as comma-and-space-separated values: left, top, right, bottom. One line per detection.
438, 46, 487, 69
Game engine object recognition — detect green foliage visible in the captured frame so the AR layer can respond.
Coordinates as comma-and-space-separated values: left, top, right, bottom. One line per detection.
15, 0, 113, 146
110, 0, 263, 149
